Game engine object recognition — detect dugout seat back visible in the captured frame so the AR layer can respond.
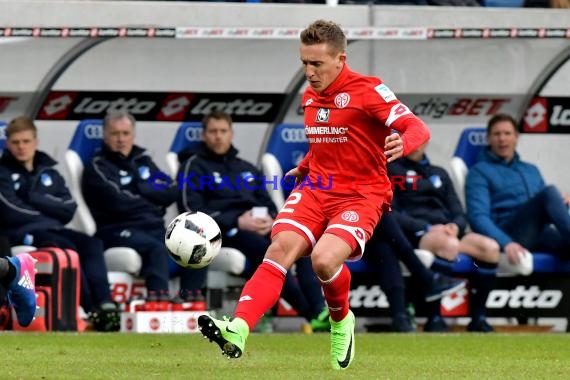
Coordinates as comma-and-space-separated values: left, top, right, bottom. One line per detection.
0, 121, 6, 153
260, 124, 308, 209
64, 119, 142, 275
449, 127, 487, 209
164, 121, 202, 251
65, 119, 104, 236
0, 120, 8, 161
165, 121, 202, 178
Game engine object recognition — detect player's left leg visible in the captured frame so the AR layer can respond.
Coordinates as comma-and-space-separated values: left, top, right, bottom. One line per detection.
317, 198, 382, 370
312, 234, 355, 370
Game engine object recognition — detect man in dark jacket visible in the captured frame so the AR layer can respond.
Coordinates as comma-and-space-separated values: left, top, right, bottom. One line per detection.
389, 142, 500, 332
0, 116, 119, 331
82, 111, 188, 302
178, 110, 330, 332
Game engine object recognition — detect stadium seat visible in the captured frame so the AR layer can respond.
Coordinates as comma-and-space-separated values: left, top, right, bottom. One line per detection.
449, 127, 487, 209
64, 119, 142, 276
481, 0, 524, 7
165, 121, 202, 179
260, 123, 308, 209
0, 121, 6, 152
167, 121, 247, 280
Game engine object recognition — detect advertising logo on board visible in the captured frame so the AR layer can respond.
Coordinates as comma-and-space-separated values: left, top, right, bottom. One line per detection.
522, 97, 570, 134
37, 91, 285, 123
522, 97, 548, 133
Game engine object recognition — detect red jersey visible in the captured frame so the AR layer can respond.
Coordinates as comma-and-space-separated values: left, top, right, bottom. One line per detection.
298, 64, 430, 197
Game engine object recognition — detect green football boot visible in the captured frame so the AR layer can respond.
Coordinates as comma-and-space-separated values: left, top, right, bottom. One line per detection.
198, 315, 249, 358
330, 310, 355, 370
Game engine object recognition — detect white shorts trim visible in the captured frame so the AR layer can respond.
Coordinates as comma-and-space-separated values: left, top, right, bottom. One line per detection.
273, 219, 317, 248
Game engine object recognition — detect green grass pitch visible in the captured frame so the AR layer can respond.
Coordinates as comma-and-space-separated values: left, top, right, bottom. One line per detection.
2, 332, 570, 379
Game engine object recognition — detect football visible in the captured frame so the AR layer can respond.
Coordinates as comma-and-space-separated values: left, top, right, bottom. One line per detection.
164, 211, 222, 269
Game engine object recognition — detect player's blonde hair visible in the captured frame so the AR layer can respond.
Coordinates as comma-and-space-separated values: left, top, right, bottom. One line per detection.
300, 20, 347, 55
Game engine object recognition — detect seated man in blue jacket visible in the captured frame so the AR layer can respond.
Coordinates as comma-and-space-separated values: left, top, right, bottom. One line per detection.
389, 142, 500, 332
178, 110, 330, 332
466, 113, 570, 264
0, 116, 119, 331
82, 111, 193, 303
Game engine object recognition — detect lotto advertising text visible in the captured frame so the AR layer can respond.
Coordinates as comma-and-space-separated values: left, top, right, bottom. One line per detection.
147, 172, 421, 192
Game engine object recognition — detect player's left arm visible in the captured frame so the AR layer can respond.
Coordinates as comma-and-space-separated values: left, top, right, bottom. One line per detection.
365, 82, 430, 157
389, 113, 430, 157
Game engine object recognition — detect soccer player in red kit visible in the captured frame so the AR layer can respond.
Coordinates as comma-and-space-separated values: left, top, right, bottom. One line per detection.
198, 19, 430, 370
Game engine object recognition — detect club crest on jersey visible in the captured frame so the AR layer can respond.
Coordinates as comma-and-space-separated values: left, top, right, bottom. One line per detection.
316, 108, 330, 123
334, 92, 350, 108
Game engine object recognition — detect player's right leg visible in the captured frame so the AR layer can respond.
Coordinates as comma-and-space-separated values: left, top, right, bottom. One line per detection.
330, 309, 356, 370
199, 231, 310, 358
198, 315, 249, 358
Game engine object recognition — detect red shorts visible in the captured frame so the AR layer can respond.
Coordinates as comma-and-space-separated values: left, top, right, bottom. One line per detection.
272, 186, 391, 260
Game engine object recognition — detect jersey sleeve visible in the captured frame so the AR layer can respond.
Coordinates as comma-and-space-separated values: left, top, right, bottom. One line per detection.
297, 150, 311, 174
364, 81, 430, 155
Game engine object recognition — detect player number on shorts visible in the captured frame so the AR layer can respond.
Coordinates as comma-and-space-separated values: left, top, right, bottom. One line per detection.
281, 192, 302, 213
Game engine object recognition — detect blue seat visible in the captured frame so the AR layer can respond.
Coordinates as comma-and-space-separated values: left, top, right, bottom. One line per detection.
449, 127, 486, 208
67, 120, 105, 166
453, 127, 487, 167
64, 119, 143, 275
0, 121, 6, 152
65, 120, 105, 236
482, 0, 524, 7
532, 253, 570, 273
260, 123, 308, 209
165, 121, 202, 178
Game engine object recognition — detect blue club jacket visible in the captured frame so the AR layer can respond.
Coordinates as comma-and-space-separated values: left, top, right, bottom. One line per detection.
466, 147, 545, 248
388, 155, 467, 238
178, 142, 278, 235
0, 150, 77, 242
82, 144, 178, 232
